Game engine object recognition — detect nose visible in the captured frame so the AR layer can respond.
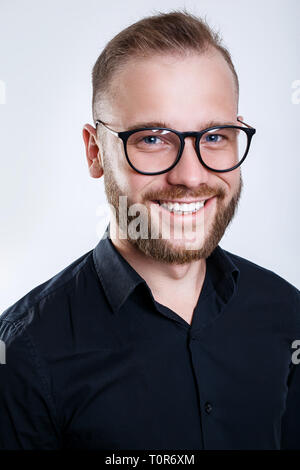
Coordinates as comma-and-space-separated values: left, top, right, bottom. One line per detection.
166, 136, 210, 187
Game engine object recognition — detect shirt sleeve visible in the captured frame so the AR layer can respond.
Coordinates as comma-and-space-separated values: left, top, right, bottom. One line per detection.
0, 319, 62, 449
280, 362, 300, 449
280, 288, 300, 450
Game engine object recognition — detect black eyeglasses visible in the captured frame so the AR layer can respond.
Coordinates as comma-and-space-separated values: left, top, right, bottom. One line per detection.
95, 117, 256, 175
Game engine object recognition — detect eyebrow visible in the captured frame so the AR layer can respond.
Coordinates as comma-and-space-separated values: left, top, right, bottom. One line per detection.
125, 119, 238, 131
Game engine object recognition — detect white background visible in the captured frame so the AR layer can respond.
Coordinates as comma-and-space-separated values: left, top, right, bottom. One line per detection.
0, 0, 299, 313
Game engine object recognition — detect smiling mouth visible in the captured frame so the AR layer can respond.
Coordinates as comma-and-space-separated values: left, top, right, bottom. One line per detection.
151, 198, 213, 214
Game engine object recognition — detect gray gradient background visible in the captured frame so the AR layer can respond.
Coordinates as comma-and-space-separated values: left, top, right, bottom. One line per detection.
0, 0, 299, 312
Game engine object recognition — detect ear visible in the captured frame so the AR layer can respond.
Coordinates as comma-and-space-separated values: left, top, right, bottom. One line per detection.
82, 124, 104, 178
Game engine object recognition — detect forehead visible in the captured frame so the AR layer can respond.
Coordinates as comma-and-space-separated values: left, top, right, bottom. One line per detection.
107, 51, 238, 130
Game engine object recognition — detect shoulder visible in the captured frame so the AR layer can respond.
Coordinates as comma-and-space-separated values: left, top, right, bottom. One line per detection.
221, 246, 300, 302
0, 248, 96, 345
223, 248, 300, 337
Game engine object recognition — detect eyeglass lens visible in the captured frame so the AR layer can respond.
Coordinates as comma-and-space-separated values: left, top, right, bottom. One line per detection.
126, 127, 248, 173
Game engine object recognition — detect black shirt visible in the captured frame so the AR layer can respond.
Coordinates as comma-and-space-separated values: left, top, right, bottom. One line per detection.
0, 224, 299, 450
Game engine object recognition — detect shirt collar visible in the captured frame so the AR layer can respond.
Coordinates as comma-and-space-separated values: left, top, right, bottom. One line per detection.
93, 223, 240, 315
206, 244, 240, 305
92, 224, 146, 315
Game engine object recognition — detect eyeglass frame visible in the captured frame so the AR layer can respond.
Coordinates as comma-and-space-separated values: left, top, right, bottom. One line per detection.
95, 117, 256, 175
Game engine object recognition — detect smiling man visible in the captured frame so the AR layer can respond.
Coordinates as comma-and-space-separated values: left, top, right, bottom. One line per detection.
0, 10, 299, 451
86, 47, 247, 324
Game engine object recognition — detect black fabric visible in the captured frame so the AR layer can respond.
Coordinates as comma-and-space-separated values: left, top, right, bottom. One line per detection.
0, 224, 299, 450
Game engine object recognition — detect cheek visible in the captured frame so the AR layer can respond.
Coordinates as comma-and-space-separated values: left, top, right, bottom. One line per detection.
105, 139, 130, 187
214, 171, 241, 205
219, 170, 240, 193
108, 146, 151, 200
123, 173, 152, 201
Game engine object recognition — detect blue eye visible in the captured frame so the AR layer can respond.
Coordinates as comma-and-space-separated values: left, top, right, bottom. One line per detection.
143, 136, 162, 145
205, 134, 222, 143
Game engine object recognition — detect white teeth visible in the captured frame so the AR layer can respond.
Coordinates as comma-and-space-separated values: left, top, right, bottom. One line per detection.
159, 200, 205, 213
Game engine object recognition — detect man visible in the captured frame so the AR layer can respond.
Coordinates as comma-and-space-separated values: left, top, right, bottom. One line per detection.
0, 10, 299, 450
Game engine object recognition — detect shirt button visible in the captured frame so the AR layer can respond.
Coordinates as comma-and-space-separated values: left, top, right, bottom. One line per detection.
204, 402, 213, 414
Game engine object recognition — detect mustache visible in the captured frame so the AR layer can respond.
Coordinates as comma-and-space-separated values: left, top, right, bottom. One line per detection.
143, 184, 226, 202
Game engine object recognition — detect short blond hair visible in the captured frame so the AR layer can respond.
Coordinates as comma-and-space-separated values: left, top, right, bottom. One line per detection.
92, 9, 239, 121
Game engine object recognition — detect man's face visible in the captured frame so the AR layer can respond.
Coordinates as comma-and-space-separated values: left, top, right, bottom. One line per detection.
97, 50, 242, 263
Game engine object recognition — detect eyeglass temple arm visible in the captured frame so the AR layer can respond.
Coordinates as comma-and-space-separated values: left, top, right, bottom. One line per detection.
95, 120, 119, 136
236, 117, 255, 129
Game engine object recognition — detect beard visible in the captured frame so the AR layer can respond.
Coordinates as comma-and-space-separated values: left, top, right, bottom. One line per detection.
102, 158, 243, 264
